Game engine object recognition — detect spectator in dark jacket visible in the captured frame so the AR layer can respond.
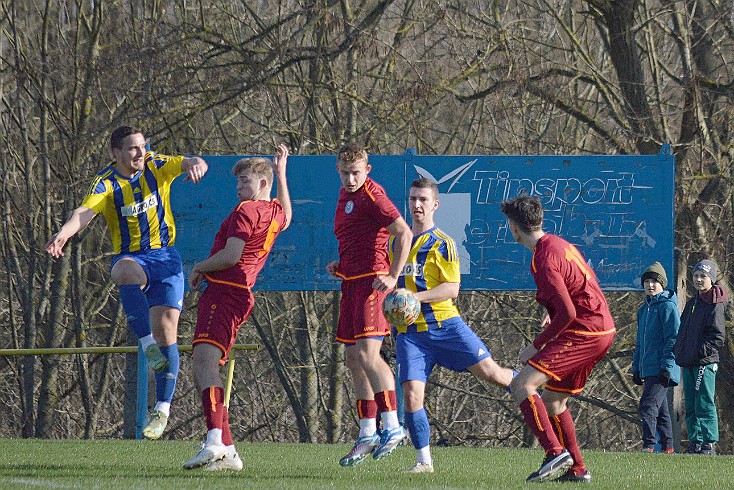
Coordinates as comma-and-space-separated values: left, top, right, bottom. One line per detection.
674, 259, 727, 455
632, 262, 680, 453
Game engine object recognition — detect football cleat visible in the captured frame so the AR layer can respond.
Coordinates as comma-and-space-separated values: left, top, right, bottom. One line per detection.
526, 450, 573, 483
144, 344, 169, 372
183, 443, 227, 469
142, 410, 169, 440
339, 434, 380, 467
405, 462, 434, 473
554, 469, 591, 483
373, 426, 407, 460
204, 447, 243, 471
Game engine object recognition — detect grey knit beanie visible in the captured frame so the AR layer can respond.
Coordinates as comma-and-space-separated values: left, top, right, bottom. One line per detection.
693, 259, 718, 283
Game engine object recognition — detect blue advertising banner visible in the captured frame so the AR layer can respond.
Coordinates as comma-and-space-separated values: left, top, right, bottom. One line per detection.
172, 146, 674, 291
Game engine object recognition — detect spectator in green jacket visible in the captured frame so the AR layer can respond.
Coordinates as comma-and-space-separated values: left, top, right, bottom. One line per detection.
674, 259, 727, 455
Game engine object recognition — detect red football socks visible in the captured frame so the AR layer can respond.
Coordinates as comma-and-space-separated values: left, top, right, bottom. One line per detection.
202, 386, 225, 431
519, 394, 564, 455
552, 409, 585, 473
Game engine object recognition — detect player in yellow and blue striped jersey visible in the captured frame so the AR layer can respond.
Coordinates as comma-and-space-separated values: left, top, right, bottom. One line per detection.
46, 126, 209, 440
387, 177, 516, 474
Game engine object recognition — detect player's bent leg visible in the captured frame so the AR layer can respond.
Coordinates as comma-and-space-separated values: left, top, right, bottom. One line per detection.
468, 357, 515, 388
544, 390, 588, 479
510, 365, 547, 404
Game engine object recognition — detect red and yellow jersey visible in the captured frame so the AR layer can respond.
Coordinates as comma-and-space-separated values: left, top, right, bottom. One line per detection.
333, 177, 401, 280
531, 234, 615, 348
81, 151, 184, 255
389, 227, 461, 333
204, 199, 287, 289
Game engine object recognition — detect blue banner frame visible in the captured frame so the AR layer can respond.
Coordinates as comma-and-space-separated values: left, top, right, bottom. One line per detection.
172, 146, 674, 291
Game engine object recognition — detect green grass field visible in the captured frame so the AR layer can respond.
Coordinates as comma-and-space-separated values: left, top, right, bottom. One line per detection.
1, 439, 730, 489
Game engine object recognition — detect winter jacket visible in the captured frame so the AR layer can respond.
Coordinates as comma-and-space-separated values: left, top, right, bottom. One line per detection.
674, 285, 727, 368
633, 289, 681, 385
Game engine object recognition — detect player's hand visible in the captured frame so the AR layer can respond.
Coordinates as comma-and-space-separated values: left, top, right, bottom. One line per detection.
45, 232, 68, 258
518, 343, 538, 364
273, 144, 288, 177
373, 274, 397, 293
184, 158, 208, 183
326, 260, 339, 276
189, 267, 205, 290
540, 312, 551, 327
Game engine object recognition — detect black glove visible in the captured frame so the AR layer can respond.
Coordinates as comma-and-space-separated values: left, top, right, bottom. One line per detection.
632, 372, 643, 386
659, 370, 671, 387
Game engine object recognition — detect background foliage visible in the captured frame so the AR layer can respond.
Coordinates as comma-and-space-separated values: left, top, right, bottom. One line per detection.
1, 0, 733, 452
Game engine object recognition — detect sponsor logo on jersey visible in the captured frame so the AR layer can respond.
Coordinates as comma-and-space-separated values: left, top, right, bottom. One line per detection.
121, 195, 158, 217
345, 200, 354, 214
401, 262, 423, 277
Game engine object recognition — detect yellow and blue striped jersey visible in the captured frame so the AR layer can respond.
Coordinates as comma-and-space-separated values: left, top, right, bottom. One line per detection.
81, 151, 184, 255
388, 227, 461, 333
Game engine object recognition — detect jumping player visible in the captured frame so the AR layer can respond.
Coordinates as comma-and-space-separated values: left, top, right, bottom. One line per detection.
501, 195, 616, 483
326, 142, 412, 466
46, 125, 209, 440
391, 178, 516, 473
183, 145, 291, 471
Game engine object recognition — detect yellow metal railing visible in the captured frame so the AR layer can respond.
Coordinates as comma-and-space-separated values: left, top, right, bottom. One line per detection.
0, 343, 258, 437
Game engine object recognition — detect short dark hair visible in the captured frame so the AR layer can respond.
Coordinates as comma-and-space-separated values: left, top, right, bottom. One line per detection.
500, 195, 543, 233
337, 142, 368, 166
410, 177, 438, 199
110, 126, 144, 150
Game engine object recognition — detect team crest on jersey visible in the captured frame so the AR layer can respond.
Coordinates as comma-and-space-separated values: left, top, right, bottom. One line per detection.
345, 200, 354, 214
121, 195, 158, 217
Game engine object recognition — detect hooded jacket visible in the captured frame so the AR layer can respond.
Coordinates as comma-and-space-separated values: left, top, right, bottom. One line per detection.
674, 285, 728, 367
633, 289, 681, 384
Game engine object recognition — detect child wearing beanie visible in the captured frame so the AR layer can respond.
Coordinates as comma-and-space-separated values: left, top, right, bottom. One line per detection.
673, 259, 727, 455
632, 262, 680, 452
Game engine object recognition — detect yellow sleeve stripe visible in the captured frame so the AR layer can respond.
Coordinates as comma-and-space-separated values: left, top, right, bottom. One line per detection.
434, 229, 458, 262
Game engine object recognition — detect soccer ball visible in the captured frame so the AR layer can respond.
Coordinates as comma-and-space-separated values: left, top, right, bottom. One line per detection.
382, 288, 421, 327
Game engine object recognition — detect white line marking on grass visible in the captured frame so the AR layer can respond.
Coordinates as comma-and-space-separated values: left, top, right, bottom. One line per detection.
6, 478, 74, 488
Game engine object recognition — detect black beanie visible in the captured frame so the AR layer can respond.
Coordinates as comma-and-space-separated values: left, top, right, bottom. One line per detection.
641, 261, 668, 289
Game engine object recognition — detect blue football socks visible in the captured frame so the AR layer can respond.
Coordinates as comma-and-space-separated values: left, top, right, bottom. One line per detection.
155, 343, 180, 404
118, 284, 152, 339
405, 407, 430, 450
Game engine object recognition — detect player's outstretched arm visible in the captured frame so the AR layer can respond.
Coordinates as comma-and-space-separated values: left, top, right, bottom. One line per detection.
273, 143, 292, 230
182, 156, 208, 183
45, 206, 97, 258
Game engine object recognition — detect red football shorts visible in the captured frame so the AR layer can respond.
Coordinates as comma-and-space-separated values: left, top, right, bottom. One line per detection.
193, 282, 254, 363
528, 327, 616, 395
336, 275, 390, 344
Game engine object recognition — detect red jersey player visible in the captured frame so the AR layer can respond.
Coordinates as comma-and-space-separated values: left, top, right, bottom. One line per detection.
183, 144, 292, 472
501, 195, 616, 484
326, 142, 412, 466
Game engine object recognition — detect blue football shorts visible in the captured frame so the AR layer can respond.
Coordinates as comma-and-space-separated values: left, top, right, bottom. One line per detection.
396, 316, 492, 384
111, 247, 184, 310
